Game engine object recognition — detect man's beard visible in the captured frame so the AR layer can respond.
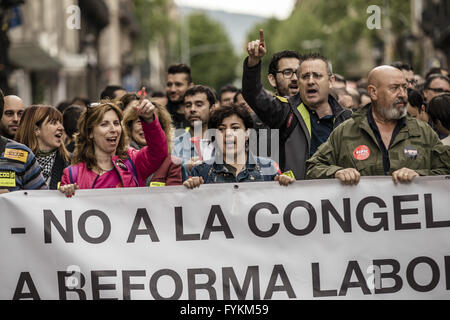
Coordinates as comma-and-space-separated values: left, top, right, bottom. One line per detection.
375, 99, 408, 120
0, 125, 15, 140
169, 97, 183, 105
275, 80, 297, 97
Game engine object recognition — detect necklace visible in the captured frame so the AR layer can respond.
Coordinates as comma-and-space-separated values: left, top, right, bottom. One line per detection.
95, 165, 113, 175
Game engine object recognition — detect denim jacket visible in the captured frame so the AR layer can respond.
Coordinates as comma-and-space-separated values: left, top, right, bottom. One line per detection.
190, 153, 281, 184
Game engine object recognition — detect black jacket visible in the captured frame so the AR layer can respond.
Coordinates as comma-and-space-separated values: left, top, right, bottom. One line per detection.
242, 57, 352, 180
166, 101, 190, 130
48, 151, 70, 190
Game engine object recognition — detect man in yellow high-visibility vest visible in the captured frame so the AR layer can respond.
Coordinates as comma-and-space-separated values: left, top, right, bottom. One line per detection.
242, 29, 351, 180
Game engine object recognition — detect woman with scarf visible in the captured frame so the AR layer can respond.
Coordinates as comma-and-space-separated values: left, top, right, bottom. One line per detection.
15, 105, 70, 190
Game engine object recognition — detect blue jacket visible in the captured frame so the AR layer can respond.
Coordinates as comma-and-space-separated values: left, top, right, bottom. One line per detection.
172, 130, 215, 181
190, 154, 281, 184
0, 136, 47, 191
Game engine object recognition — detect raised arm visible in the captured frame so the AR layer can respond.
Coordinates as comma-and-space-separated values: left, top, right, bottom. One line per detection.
242, 29, 291, 128
131, 99, 168, 183
247, 29, 267, 68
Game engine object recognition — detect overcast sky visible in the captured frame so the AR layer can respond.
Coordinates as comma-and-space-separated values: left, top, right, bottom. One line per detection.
174, 0, 296, 19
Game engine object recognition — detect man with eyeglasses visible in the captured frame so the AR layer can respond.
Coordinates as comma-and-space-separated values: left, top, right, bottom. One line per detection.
242, 30, 351, 180
306, 66, 450, 183
267, 50, 300, 97
423, 74, 450, 104
423, 74, 450, 139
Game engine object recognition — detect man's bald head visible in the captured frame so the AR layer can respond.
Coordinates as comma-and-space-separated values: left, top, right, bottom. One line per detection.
367, 65, 408, 121
368, 66, 405, 88
0, 95, 26, 139
4, 95, 25, 109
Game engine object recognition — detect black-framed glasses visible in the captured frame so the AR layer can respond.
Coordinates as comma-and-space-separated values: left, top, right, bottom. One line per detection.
277, 69, 298, 79
427, 87, 450, 94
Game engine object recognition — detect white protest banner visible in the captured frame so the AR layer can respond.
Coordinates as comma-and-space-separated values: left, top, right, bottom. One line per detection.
0, 176, 449, 300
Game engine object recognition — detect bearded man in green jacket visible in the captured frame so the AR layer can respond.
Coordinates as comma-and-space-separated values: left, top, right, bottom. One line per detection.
306, 66, 450, 184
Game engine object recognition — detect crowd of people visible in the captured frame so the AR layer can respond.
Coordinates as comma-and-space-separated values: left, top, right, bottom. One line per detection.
0, 29, 449, 197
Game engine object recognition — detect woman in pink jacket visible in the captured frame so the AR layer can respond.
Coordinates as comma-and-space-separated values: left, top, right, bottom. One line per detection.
59, 99, 167, 197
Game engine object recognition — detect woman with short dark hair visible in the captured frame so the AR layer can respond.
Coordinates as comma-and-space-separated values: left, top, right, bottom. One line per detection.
183, 104, 294, 189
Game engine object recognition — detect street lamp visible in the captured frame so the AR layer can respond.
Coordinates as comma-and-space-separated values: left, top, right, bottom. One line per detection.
82, 33, 98, 100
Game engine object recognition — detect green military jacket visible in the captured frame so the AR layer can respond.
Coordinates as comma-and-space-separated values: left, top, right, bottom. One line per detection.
306, 105, 450, 179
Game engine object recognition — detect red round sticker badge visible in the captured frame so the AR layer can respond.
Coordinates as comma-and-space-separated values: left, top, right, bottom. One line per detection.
353, 145, 370, 161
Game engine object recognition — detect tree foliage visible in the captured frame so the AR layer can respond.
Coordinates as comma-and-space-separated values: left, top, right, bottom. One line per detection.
177, 12, 238, 92
133, 0, 174, 49
246, 0, 411, 86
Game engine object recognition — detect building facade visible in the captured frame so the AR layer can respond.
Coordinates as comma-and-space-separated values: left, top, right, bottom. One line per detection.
5, 0, 142, 105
